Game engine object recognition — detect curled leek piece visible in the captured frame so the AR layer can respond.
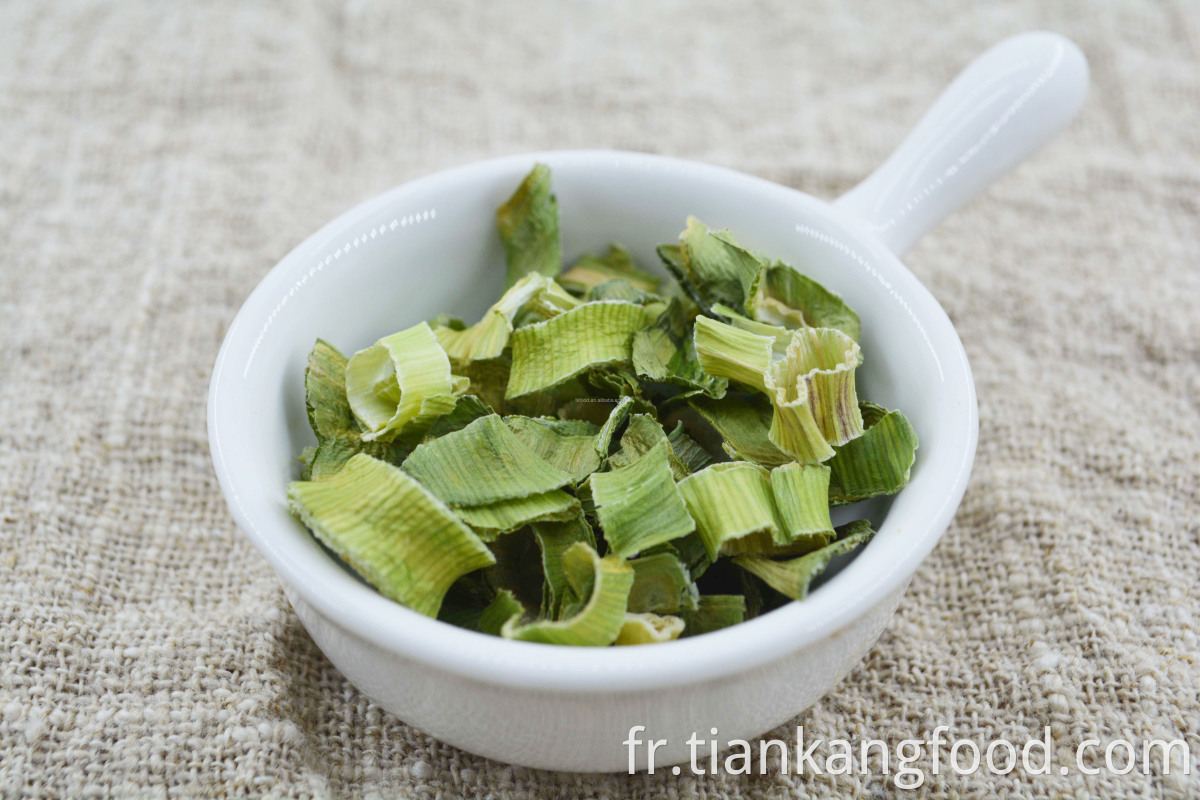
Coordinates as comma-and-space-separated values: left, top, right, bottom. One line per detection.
344, 321, 460, 442
590, 440, 696, 559
676, 462, 784, 559
627, 551, 697, 614
770, 463, 835, 550
532, 515, 596, 619
506, 301, 653, 399
733, 520, 875, 601
496, 163, 561, 289
680, 595, 746, 637
560, 244, 661, 295
433, 273, 560, 366
674, 217, 764, 315
501, 542, 633, 646
614, 613, 685, 645
827, 402, 919, 504
761, 261, 861, 342
287, 454, 495, 617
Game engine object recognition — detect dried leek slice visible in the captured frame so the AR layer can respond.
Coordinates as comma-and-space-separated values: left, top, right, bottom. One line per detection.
676, 462, 784, 559
770, 326, 864, 448
827, 402, 919, 504
477, 589, 525, 636
287, 454, 495, 617
531, 515, 596, 618
675, 217, 764, 315
614, 613, 685, 645
591, 440, 696, 559
627, 551, 697, 614
506, 301, 652, 399
302, 339, 415, 478
762, 262, 861, 341
496, 163, 560, 289
688, 394, 792, 468
453, 490, 581, 540
434, 273, 555, 366
666, 422, 714, 474
608, 414, 688, 478
503, 416, 602, 483
679, 595, 746, 636
633, 299, 727, 398
501, 543, 633, 646
402, 415, 573, 506
345, 322, 460, 442
733, 520, 875, 601
559, 244, 661, 295
593, 395, 635, 458
693, 315, 773, 393
770, 463, 835, 550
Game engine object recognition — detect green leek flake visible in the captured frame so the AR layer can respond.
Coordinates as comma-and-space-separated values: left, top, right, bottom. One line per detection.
477, 589, 525, 636
497, 163, 561, 289
532, 515, 596, 619
770, 463, 835, 550
763, 262, 861, 341
676, 217, 764, 315
827, 402, 919, 504
345, 322, 460, 442
287, 454, 495, 617
614, 613, 685, 645
501, 543, 633, 646
453, 490, 581, 540
503, 416, 602, 483
591, 440, 696, 559
733, 521, 875, 601
627, 552, 697, 614
302, 339, 412, 478
693, 315, 773, 393
402, 415, 573, 506
289, 164, 914, 645
680, 595, 746, 636
559, 244, 661, 295
434, 273, 557, 366
506, 301, 652, 398
676, 462, 784, 559
633, 299, 727, 398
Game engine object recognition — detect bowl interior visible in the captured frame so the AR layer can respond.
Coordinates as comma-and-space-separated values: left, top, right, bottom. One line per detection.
209, 150, 975, 689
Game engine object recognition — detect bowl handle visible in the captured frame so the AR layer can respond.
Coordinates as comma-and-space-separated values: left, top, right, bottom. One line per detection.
834, 31, 1088, 257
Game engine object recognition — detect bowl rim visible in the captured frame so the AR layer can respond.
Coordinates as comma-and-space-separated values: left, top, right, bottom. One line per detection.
208, 149, 978, 692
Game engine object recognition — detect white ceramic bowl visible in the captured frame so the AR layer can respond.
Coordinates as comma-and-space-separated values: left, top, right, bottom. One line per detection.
208, 32, 1086, 772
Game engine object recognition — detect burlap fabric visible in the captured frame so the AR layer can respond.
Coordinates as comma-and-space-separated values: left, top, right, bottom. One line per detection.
2, 2, 1197, 797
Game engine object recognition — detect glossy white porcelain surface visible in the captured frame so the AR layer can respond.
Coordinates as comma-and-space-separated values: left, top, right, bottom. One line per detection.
208, 32, 1085, 771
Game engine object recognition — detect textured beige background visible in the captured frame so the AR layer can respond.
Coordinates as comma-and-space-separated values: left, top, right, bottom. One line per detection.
2, 1, 1198, 797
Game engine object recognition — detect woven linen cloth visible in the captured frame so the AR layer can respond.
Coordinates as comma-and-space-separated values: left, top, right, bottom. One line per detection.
2, 1, 1198, 797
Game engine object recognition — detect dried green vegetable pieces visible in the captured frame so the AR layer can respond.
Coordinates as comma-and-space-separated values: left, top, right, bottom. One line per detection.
344, 322, 461, 442
497, 163, 561, 289
506, 301, 652, 398
614, 613, 685, 645
501, 543, 633, 646
591, 440, 696, 559
627, 551, 697, 614
761, 262, 861, 342
733, 520, 875, 601
287, 454, 495, 617
560, 244, 661, 295
827, 402, 919, 504
679, 594, 746, 637
289, 163, 915, 645
402, 415, 574, 507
